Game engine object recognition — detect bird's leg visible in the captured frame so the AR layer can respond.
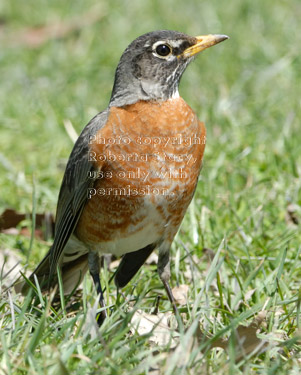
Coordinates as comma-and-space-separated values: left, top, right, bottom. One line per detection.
158, 250, 182, 328
88, 252, 107, 326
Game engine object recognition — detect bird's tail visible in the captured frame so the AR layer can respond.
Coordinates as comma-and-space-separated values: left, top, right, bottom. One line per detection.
14, 248, 89, 296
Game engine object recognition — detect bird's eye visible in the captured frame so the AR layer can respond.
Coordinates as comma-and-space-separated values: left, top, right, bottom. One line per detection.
155, 44, 172, 57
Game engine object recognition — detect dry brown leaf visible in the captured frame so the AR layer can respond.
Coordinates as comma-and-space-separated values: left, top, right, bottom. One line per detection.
0, 208, 54, 240
0, 209, 26, 229
0, 5, 106, 48
197, 311, 268, 362
232, 312, 268, 361
131, 310, 178, 347
172, 284, 189, 306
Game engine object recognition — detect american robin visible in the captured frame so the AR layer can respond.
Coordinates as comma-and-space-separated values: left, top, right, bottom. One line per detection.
18, 30, 228, 324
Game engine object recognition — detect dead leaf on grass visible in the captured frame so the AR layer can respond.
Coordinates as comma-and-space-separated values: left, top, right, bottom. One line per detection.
197, 311, 268, 361
172, 284, 189, 306
0, 5, 106, 48
131, 309, 179, 347
0, 208, 54, 240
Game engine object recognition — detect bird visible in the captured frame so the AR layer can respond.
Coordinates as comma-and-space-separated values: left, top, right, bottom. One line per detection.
17, 30, 228, 324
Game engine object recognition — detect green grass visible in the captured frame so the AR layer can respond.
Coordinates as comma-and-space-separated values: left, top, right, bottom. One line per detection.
1, 0, 301, 373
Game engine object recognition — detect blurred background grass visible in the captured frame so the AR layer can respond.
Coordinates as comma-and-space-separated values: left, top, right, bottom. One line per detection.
0, 0, 300, 373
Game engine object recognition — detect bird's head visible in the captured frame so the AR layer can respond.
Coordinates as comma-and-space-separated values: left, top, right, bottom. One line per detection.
109, 30, 228, 107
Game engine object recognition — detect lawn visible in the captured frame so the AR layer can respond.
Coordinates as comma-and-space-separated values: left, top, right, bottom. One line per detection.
0, 0, 300, 374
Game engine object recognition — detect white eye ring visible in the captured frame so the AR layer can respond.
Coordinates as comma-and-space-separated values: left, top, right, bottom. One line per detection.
152, 41, 173, 59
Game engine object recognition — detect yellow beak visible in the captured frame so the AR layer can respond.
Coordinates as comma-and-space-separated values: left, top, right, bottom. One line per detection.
182, 34, 229, 58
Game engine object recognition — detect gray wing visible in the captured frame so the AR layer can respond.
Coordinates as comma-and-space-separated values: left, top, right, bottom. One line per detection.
48, 109, 109, 277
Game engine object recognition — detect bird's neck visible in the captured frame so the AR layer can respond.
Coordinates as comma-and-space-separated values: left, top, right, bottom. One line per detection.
109, 79, 179, 108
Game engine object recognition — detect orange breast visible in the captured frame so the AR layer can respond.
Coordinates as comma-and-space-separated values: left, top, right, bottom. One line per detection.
75, 97, 206, 249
